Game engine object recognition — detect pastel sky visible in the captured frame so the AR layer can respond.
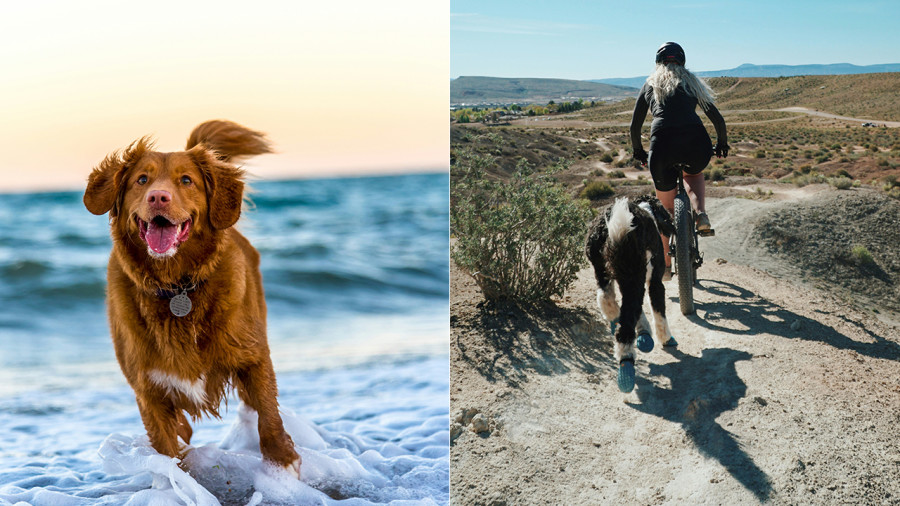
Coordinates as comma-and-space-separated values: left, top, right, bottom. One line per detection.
452, 0, 899, 79
0, 1, 448, 192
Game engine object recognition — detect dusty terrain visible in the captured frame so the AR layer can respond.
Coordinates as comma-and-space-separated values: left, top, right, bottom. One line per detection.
450, 185, 900, 505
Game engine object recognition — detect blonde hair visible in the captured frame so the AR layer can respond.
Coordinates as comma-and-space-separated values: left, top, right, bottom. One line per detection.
646, 63, 715, 110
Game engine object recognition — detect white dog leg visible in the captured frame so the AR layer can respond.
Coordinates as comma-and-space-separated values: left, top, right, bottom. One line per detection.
598, 285, 619, 324
652, 310, 672, 347
636, 311, 651, 336
614, 340, 635, 363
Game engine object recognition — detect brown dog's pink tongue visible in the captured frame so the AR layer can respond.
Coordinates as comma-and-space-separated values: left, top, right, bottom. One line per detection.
146, 221, 179, 254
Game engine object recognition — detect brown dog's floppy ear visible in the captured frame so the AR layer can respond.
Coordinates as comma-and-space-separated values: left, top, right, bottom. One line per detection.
84, 138, 152, 217
84, 154, 124, 216
189, 146, 246, 230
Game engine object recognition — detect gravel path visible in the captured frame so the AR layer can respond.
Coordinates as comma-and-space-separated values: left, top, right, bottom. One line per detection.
450, 188, 900, 505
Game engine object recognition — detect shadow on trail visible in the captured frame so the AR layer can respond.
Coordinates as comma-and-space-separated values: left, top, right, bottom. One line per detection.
630, 347, 773, 502
685, 278, 900, 361
453, 300, 612, 388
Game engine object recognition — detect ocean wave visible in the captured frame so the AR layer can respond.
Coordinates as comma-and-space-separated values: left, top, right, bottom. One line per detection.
0, 356, 449, 505
0, 259, 53, 279
0, 173, 448, 347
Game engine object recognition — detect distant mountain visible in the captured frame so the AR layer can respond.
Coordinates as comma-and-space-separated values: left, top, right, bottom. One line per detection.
592, 63, 900, 89
451, 76, 637, 106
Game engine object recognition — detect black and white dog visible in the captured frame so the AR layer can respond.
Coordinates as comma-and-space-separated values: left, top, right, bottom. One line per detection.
585, 195, 676, 392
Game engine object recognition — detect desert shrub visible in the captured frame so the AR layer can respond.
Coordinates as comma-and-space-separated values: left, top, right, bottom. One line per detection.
851, 245, 874, 265
451, 152, 591, 302
755, 149, 766, 158
707, 167, 725, 181
828, 177, 853, 190
600, 153, 614, 163
580, 181, 615, 200
606, 170, 626, 179
792, 173, 826, 187
834, 169, 852, 178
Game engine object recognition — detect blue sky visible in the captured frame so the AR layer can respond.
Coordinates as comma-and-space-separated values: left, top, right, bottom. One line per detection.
451, 0, 899, 79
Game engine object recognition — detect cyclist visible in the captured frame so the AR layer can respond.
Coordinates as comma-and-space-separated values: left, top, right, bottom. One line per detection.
630, 42, 728, 276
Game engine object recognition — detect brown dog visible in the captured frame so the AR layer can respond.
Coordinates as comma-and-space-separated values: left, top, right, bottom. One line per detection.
84, 120, 300, 477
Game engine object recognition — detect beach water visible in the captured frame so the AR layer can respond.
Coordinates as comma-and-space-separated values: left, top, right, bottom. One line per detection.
0, 173, 449, 505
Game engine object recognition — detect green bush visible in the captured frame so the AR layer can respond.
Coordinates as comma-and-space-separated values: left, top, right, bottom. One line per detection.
580, 181, 615, 200
851, 245, 874, 265
600, 153, 614, 163
792, 173, 826, 187
451, 151, 592, 302
606, 170, 626, 179
707, 167, 725, 181
828, 177, 853, 190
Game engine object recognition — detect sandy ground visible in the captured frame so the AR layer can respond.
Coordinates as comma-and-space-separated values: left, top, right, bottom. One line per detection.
450, 190, 900, 505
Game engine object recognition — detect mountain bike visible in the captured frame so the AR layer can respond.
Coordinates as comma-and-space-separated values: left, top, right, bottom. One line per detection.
670, 164, 713, 315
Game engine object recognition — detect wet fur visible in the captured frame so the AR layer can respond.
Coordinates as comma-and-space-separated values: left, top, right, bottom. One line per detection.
83, 120, 300, 476
585, 196, 676, 362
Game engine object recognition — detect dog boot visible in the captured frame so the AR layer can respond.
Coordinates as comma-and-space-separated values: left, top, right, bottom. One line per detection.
663, 336, 678, 347
617, 358, 635, 393
609, 317, 619, 335
636, 332, 654, 353
696, 213, 715, 237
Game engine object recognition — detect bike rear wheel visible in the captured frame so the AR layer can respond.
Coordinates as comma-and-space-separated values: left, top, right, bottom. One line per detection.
674, 192, 695, 315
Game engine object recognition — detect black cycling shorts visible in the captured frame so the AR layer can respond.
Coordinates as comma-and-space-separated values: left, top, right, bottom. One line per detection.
648, 124, 712, 191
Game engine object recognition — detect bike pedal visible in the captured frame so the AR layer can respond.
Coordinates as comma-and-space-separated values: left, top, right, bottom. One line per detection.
698, 228, 715, 237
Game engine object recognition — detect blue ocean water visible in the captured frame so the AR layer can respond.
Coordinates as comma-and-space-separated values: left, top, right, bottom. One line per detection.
0, 173, 449, 505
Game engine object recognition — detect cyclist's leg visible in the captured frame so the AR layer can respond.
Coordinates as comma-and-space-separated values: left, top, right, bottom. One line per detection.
682, 125, 713, 215
682, 172, 705, 213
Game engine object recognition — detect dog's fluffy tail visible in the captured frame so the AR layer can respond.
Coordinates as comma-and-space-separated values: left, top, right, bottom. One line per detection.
606, 197, 635, 244
186, 120, 272, 163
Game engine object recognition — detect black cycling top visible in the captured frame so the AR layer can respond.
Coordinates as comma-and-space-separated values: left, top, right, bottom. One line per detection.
630, 81, 727, 150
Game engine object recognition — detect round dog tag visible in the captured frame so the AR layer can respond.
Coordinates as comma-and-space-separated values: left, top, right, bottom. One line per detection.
170, 292, 192, 317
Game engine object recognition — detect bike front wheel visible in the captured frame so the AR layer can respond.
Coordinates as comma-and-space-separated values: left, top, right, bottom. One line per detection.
674, 192, 695, 315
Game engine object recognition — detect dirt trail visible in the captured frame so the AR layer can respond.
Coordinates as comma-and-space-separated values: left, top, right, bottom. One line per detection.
775, 107, 900, 127
450, 192, 900, 505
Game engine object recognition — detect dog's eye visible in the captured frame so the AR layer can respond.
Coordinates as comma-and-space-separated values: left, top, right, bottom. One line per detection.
137, 175, 148, 185
181, 176, 192, 186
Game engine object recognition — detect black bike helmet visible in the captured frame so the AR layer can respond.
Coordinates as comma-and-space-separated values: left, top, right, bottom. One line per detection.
655, 42, 685, 65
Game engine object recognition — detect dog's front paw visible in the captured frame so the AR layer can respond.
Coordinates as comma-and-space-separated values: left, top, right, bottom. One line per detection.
284, 457, 301, 479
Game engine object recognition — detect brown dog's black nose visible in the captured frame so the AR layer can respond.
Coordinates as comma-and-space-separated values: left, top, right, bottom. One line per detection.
147, 190, 171, 210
